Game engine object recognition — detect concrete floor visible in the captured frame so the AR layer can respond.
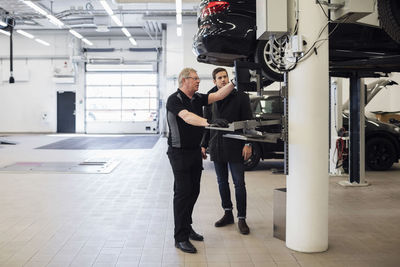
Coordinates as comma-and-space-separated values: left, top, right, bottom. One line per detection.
0, 134, 399, 267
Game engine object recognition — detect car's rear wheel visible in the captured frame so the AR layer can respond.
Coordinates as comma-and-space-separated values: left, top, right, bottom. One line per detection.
244, 143, 261, 171
254, 37, 287, 82
378, 0, 400, 44
366, 137, 396, 170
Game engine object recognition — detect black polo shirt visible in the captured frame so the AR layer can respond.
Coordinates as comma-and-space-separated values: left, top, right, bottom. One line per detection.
167, 89, 209, 149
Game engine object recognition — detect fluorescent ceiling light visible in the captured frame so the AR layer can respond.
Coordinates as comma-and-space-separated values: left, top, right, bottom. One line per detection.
82, 38, 93, 46
16, 29, 34, 39
0, 29, 10, 36
47, 14, 64, 27
100, 0, 114, 16
0, 21, 7, 27
128, 37, 137, 46
35, 38, 50, 46
176, 26, 182, 37
176, 0, 182, 27
111, 15, 123, 27
176, 13, 182, 25
22, 1, 48, 16
69, 29, 83, 39
176, 0, 182, 14
121, 27, 131, 37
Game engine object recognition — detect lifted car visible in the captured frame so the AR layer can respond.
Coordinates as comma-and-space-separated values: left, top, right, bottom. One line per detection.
193, 0, 400, 81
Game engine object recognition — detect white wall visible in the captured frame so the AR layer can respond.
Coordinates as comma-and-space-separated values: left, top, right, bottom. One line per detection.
0, 32, 160, 133
0, 33, 85, 133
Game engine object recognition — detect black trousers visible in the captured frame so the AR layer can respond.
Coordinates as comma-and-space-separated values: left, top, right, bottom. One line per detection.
167, 146, 203, 242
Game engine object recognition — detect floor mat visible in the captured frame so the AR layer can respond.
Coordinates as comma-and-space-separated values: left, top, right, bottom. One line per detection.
36, 135, 160, 150
0, 158, 119, 174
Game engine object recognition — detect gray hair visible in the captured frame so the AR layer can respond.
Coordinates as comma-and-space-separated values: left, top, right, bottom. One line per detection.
178, 67, 197, 87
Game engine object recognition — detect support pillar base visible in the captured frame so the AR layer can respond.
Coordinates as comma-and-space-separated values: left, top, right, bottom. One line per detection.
338, 180, 370, 187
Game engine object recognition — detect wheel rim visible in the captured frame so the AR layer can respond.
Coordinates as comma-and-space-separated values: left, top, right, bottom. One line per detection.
367, 143, 392, 168
262, 37, 288, 75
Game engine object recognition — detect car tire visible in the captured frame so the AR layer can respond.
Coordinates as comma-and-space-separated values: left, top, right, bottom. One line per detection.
378, 0, 400, 44
366, 137, 396, 171
244, 143, 261, 171
254, 38, 286, 82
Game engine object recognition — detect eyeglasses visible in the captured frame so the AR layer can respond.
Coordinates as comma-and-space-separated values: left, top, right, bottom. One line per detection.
186, 76, 200, 81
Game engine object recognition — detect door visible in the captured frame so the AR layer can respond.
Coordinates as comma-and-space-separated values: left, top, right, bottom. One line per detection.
57, 91, 76, 133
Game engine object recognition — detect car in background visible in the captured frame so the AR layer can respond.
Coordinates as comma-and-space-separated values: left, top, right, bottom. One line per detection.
244, 95, 284, 170
193, 0, 400, 81
245, 95, 400, 171
342, 113, 400, 171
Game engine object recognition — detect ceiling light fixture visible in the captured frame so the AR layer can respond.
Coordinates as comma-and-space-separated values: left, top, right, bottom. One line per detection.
21, 1, 65, 28
176, 13, 182, 25
100, 0, 114, 16
69, 29, 83, 39
0, 21, 7, 27
111, 15, 123, 27
121, 27, 131, 37
82, 38, 93, 46
0, 29, 10, 36
20, 1, 93, 46
176, 0, 182, 14
176, 0, 182, 36
47, 14, 64, 27
177, 26, 182, 37
16, 29, 34, 39
99, 1, 136, 46
128, 37, 137, 46
35, 38, 50, 46
22, 1, 48, 16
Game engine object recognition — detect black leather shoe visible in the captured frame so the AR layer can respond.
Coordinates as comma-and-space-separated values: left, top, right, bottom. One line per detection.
175, 240, 197, 253
189, 227, 204, 241
215, 210, 234, 227
238, 218, 250, 235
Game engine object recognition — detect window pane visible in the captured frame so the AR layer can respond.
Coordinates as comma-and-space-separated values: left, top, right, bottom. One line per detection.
122, 73, 157, 85
86, 111, 121, 121
122, 98, 158, 110
87, 73, 121, 85
122, 110, 158, 122
86, 99, 121, 110
87, 86, 121, 97
122, 86, 157, 97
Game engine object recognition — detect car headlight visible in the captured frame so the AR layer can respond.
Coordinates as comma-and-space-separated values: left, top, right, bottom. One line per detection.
394, 127, 400, 133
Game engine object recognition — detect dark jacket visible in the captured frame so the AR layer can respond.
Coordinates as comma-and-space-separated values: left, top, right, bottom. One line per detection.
201, 86, 252, 162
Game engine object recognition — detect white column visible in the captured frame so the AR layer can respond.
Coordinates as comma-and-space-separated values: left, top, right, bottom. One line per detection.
286, 0, 329, 252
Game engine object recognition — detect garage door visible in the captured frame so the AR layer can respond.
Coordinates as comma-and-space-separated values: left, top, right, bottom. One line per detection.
85, 67, 159, 134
